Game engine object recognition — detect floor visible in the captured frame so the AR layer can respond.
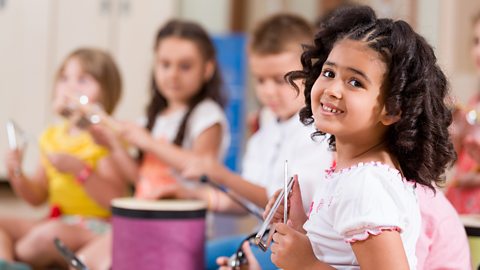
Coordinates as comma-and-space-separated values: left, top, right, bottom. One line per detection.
0, 183, 48, 219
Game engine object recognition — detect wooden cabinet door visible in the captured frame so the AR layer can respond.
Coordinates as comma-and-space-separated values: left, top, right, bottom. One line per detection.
0, 0, 52, 177
51, 0, 114, 77
112, 0, 176, 120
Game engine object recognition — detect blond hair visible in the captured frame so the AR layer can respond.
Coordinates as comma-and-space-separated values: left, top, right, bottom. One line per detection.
56, 48, 122, 114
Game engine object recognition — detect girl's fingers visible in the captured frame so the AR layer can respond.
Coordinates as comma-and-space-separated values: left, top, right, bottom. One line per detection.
287, 219, 294, 228
263, 189, 282, 219
216, 256, 229, 267
273, 222, 290, 234
270, 240, 278, 254
241, 241, 254, 261
272, 231, 281, 244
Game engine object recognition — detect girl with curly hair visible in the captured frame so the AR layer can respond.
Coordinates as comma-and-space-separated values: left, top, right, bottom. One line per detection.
266, 5, 456, 269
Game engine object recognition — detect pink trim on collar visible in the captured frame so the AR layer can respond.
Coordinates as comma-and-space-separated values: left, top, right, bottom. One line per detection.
326, 161, 403, 179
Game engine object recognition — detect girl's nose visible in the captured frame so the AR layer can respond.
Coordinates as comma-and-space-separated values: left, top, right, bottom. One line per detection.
262, 80, 278, 97
64, 82, 78, 94
323, 81, 342, 99
168, 66, 180, 79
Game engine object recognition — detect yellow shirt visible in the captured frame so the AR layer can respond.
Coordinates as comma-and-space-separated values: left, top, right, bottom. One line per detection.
39, 122, 110, 218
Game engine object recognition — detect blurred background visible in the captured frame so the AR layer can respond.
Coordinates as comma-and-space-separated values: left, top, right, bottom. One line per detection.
1, 0, 480, 217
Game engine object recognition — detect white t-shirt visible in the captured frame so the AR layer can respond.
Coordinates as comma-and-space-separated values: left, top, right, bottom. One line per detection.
241, 113, 333, 211
148, 98, 230, 159
304, 162, 420, 269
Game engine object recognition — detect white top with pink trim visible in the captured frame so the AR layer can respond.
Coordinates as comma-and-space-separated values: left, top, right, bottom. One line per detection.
303, 161, 420, 269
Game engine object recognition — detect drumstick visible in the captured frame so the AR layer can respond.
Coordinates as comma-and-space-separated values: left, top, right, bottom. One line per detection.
200, 175, 263, 220
54, 238, 89, 270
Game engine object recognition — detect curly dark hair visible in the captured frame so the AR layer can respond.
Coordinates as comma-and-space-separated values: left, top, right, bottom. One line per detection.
287, 5, 456, 189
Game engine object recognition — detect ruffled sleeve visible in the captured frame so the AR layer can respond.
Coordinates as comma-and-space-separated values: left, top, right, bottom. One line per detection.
332, 164, 414, 243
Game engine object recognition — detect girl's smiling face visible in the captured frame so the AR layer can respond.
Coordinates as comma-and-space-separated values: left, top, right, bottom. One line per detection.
310, 39, 390, 142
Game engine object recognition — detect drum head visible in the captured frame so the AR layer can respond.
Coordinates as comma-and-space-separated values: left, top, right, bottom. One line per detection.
111, 198, 207, 220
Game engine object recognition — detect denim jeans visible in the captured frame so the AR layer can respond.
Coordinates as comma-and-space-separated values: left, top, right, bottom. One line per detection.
205, 234, 277, 270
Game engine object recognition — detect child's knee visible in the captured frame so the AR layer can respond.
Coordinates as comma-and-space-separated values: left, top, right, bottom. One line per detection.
15, 221, 61, 264
0, 228, 12, 244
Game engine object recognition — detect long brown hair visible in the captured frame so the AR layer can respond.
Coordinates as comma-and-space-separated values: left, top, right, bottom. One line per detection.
146, 20, 225, 146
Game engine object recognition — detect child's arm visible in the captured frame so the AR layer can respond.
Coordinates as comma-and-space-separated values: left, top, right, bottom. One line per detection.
81, 155, 129, 208
351, 231, 409, 270
182, 156, 269, 208
47, 152, 127, 209
5, 150, 48, 206
88, 124, 139, 184
120, 121, 221, 172
272, 225, 409, 270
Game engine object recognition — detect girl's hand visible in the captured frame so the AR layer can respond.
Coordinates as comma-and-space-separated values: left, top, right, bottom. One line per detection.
88, 124, 120, 150
271, 221, 317, 270
5, 149, 24, 180
181, 155, 216, 181
47, 153, 84, 175
118, 122, 154, 150
263, 176, 307, 232
216, 241, 262, 270
263, 189, 284, 224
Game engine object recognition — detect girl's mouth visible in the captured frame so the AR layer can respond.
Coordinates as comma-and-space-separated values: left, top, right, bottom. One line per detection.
321, 103, 344, 114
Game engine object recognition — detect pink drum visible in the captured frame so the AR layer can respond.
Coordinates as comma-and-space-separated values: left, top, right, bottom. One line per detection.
111, 198, 207, 270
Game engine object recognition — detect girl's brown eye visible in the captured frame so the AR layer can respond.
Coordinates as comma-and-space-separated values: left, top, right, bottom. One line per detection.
349, 79, 363, 88
322, 70, 335, 78
179, 63, 191, 71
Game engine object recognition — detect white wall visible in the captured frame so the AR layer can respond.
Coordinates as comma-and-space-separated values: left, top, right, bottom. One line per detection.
178, 0, 231, 34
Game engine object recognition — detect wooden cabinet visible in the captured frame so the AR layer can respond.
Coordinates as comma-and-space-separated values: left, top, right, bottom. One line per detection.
113, 0, 176, 120
0, 0, 176, 178
51, 0, 177, 120
0, 0, 52, 178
